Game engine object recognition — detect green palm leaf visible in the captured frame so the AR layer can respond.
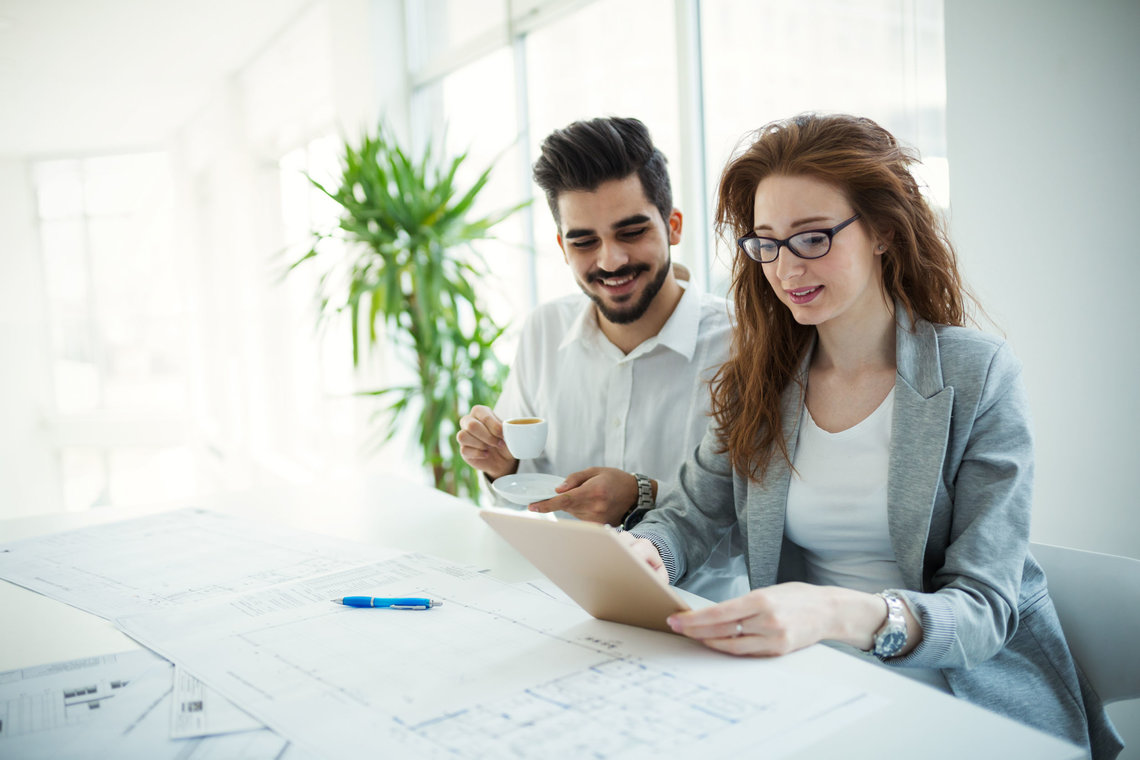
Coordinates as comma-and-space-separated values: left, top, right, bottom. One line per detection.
288, 123, 528, 500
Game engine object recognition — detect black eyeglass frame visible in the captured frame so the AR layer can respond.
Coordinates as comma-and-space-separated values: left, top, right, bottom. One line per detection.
737, 213, 862, 263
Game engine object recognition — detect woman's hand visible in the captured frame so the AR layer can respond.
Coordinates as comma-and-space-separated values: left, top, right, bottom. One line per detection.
526, 467, 643, 526
666, 583, 906, 657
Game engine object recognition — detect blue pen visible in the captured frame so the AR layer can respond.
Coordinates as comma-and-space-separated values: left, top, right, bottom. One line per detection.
333, 596, 442, 610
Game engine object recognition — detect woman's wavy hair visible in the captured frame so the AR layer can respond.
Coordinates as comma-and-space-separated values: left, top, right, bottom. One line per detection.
711, 113, 973, 480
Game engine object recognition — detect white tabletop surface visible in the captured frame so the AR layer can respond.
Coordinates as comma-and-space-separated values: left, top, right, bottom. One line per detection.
0, 472, 1083, 760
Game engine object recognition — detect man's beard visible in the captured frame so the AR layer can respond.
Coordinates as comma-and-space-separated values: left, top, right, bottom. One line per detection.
582, 256, 671, 325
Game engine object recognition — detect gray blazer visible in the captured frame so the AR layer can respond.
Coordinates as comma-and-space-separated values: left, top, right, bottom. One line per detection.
637, 311, 1122, 758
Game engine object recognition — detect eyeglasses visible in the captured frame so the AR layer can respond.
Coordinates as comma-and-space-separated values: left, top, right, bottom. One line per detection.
737, 213, 861, 264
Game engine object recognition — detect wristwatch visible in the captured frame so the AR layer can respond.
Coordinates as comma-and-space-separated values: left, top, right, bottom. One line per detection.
872, 591, 908, 659
620, 473, 654, 530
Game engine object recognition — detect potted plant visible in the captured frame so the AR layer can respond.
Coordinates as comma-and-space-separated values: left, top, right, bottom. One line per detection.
289, 124, 524, 499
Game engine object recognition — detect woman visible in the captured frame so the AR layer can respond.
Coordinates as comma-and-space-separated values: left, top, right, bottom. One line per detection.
624, 114, 1121, 757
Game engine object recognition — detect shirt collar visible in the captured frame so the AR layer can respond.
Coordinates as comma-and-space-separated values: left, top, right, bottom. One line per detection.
558, 280, 700, 361
651, 279, 699, 360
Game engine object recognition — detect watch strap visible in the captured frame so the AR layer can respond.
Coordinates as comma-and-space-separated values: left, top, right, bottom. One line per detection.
620, 473, 654, 530
872, 590, 908, 659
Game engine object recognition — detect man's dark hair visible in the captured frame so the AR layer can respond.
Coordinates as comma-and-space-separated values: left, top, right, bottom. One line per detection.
532, 116, 673, 229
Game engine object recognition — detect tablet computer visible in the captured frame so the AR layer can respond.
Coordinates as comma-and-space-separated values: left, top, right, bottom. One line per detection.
480, 509, 690, 633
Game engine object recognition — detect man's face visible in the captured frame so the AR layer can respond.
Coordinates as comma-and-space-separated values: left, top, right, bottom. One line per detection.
556, 174, 681, 325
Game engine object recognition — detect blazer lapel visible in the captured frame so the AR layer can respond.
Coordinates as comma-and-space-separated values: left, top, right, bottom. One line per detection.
750, 317, 954, 590
888, 312, 954, 589
747, 347, 810, 586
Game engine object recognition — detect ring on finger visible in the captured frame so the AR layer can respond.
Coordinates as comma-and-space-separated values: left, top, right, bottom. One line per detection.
734, 622, 744, 638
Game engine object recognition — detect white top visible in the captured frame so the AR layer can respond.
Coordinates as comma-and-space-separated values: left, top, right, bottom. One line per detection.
785, 388, 902, 593
494, 281, 748, 601
786, 387, 950, 693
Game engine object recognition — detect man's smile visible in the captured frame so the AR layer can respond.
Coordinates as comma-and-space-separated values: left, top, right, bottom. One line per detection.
590, 265, 648, 293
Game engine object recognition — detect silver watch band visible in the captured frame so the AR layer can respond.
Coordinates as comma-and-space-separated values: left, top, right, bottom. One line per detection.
633, 473, 653, 509
872, 590, 908, 659
620, 473, 654, 530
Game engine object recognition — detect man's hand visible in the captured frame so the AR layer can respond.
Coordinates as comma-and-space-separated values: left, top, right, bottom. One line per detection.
456, 405, 518, 481
526, 467, 642, 525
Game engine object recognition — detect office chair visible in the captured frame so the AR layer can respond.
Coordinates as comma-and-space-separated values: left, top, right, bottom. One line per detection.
1030, 542, 1140, 704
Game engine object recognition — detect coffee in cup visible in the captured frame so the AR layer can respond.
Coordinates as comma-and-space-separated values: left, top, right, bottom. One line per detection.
502, 417, 548, 459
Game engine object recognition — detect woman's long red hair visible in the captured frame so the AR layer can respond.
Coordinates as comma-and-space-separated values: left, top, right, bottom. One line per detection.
711, 113, 972, 480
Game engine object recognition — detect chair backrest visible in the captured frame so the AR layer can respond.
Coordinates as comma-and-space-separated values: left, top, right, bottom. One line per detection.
1030, 541, 1140, 704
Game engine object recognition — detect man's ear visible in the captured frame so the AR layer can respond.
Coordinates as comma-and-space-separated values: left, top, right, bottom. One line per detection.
668, 209, 683, 246
556, 233, 568, 265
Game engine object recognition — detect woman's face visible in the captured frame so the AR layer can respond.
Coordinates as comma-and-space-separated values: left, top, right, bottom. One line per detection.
751, 173, 887, 330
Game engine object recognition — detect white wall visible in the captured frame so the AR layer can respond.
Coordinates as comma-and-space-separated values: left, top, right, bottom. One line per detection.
945, 0, 1140, 750
945, 0, 1140, 558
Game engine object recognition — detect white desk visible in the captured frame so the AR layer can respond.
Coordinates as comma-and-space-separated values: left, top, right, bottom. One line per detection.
0, 473, 1082, 760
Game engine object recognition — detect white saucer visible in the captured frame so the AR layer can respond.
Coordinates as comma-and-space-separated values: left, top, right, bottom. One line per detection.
492, 473, 564, 505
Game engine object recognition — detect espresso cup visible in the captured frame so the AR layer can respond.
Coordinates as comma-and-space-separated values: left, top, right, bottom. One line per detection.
502, 417, 548, 459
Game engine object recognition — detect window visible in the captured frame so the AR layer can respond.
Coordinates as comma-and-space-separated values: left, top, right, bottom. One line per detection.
701, 0, 948, 289
523, 0, 682, 305
275, 135, 374, 472
409, 0, 508, 66
33, 153, 194, 509
413, 46, 529, 328
407, 0, 947, 302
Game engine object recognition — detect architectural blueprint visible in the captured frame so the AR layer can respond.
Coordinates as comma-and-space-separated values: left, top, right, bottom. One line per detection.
0, 508, 398, 620
0, 649, 303, 759
119, 553, 882, 760
171, 665, 265, 739
2, 508, 883, 759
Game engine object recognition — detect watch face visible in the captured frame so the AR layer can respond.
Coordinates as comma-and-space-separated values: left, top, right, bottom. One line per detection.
878, 630, 907, 656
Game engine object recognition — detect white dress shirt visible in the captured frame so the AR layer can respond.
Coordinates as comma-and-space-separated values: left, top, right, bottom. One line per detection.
494, 280, 748, 601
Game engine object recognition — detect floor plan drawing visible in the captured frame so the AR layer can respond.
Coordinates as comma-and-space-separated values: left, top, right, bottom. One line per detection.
119, 552, 881, 759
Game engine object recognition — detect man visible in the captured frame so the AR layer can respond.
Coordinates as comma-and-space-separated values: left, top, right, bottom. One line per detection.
457, 116, 745, 601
